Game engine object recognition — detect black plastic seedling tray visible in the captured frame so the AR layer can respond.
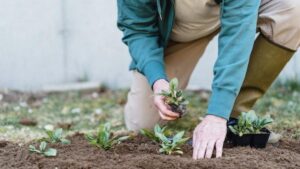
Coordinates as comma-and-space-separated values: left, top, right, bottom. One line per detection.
227, 128, 271, 148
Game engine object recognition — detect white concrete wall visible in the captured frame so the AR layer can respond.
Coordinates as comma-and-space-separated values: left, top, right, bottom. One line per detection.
0, 0, 299, 91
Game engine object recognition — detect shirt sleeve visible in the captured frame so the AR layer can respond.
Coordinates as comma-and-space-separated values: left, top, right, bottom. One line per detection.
117, 0, 168, 87
207, 0, 260, 120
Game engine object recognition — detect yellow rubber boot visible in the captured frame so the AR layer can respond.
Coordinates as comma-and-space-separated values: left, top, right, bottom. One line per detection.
231, 35, 295, 118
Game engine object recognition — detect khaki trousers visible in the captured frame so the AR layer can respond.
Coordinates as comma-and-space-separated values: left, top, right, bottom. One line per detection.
124, 0, 299, 131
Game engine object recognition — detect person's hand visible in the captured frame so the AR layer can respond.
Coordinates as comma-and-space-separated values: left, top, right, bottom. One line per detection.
193, 115, 227, 159
153, 79, 180, 121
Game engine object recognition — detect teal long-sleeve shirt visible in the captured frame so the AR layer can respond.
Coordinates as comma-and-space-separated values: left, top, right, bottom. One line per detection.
117, 0, 260, 120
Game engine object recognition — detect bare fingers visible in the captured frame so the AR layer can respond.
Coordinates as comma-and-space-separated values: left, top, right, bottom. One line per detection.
155, 97, 179, 120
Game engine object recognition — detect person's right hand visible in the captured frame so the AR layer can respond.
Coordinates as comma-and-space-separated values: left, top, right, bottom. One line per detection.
153, 79, 180, 121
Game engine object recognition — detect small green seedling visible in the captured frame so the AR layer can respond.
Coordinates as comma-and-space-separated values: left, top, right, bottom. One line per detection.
229, 112, 253, 137
42, 128, 70, 144
86, 123, 130, 150
140, 124, 167, 143
156, 130, 189, 155
142, 124, 189, 155
251, 112, 273, 134
229, 110, 273, 136
158, 78, 189, 117
29, 141, 57, 157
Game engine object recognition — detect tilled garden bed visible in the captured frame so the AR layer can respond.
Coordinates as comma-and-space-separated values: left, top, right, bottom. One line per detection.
1, 133, 300, 169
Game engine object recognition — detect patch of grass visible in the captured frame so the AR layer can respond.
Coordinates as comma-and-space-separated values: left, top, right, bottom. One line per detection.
0, 79, 299, 142
0, 89, 128, 142
254, 80, 300, 138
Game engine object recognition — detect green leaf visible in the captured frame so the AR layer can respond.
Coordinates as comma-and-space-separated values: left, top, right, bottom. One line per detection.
44, 148, 57, 157
61, 138, 71, 144
154, 124, 162, 134
247, 110, 258, 122
176, 91, 182, 97
117, 136, 130, 142
140, 129, 156, 141
172, 131, 184, 143
155, 133, 170, 143
98, 123, 110, 146
90, 140, 98, 146
85, 133, 95, 142
39, 141, 47, 151
87, 123, 130, 150
228, 125, 237, 134
176, 137, 189, 146
140, 129, 152, 137
46, 130, 54, 140
29, 145, 40, 153
169, 78, 178, 91
53, 128, 63, 140
29, 145, 36, 150
262, 116, 273, 125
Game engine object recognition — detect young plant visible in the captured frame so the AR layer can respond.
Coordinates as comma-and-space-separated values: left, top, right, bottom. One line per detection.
158, 78, 189, 117
156, 130, 189, 155
229, 110, 273, 136
86, 123, 130, 150
42, 128, 71, 144
252, 115, 273, 134
29, 141, 57, 157
140, 124, 167, 143
229, 111, 255, 137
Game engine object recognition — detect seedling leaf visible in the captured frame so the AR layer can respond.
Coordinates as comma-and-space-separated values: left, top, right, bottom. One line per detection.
44, 128, 71, 144
86, 122, 130, 150
53, 128, 63, 139
61, 138, 71, 144
39, 141, 47, 151
29, 142, 57, 157
141, 124, 168, 143
44, 148, 57, 157
158, 78, 189, 117
148, 124, 189, 155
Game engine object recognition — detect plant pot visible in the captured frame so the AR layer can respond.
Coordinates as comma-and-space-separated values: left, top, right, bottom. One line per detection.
251, 128, 270, 148
227, 128, 271, 148
225, 118, 238, 143
231, 134, 252, 147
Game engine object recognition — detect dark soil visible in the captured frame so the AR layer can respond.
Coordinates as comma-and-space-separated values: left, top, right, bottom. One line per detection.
0, 134, 300, 169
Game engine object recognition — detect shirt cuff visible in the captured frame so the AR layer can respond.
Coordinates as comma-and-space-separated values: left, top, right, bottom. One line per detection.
142, 61, 168, 88
207, 87, 237, 120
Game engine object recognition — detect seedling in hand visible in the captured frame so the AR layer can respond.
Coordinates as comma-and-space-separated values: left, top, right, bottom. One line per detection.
29, 141, 57, 157
86, 123, 130, 150
140, 124, 167, 143
42, 128, 71, 144
158, 78, 189, 117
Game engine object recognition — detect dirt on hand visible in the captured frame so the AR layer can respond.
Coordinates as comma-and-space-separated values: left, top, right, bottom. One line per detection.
0, 133, 300, 169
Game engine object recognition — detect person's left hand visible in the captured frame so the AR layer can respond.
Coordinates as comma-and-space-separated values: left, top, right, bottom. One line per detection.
193, 115, 227, 159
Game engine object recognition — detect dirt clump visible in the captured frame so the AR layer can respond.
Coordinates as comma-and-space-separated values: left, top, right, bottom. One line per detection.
0, 133, 300, 169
